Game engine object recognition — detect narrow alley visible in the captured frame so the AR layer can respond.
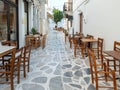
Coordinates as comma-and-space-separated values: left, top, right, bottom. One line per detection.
14, 29, 93, 90
1, 29, 120, 90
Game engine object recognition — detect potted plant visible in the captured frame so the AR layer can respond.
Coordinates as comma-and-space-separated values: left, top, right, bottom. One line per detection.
31, 27, 37, 35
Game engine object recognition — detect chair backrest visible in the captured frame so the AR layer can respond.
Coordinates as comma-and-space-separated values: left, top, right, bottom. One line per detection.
15, 47, 23, 60
25, 35, 35, 46
86, 34, 94, 39
88, 48, 117, 90
2, 40, 17, 47
7, 48, 16, 72
114, 41, 120, 51
97, 38, 104, 59
23, 45, 31, 61
88, 49, 97, 73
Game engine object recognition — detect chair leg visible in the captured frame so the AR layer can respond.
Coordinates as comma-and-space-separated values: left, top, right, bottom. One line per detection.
90, 68, 94, 84
107, 61, 110, 78
10, 73, 14, 90
101, 55, 104, 69
114, 60, 116, 71
74, 44, 76, 57
24, 61, 26, 78
103, 63, 107, 82
28, 61, 30, 72
81, 48, 84, 59
17, 59, 20, 84
113, 71, 117, 90
95, 75, 98, 90
119, 61, 120, 75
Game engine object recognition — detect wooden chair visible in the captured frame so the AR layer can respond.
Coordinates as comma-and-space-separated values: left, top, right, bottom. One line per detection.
4, 47, 23, 83
86, 34, 94, 48
68, 35, 73, 48
0, 40, 17, 67
26, 35, 35, 47
77, 34, 94, 58
42, 34, 47, 49
93, 38, 104, 62
88, 49, 117, 90
21, 45, 31, 78
1, 40, 17, 47
34, 35, 40, 48
0, 48, 16, 90
73, 35, 85, 58
14, 47, 23, 83
86, 34, 94, 39
97, 38, 104, 59
104, 41, 120, 74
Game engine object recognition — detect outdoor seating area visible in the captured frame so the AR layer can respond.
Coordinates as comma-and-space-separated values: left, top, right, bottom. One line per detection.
66, 32, 120, 90
25, 34, 47, 49
1, 0, 120, 90
0, 30, 120, 90
0, 41, 32, 90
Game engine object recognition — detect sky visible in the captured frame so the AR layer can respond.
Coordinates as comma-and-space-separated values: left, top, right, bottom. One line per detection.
48, 0, 66, 29
48, 0, 65, 11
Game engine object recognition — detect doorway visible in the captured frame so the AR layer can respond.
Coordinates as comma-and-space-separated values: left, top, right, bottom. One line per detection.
0, 0, 18, 45
79, 13, 83, 33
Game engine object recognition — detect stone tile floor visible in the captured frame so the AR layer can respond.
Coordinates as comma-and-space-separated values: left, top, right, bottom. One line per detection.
0, 30, 120, 90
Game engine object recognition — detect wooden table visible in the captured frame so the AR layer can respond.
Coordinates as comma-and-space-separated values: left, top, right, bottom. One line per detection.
0, 45, 16, 90
81, 38, 98, 57
81, 38, 98, 43
104, 51, 120, 61
0, 46, 16, 57
104, 50, 120, 78
81, 38, 98, 48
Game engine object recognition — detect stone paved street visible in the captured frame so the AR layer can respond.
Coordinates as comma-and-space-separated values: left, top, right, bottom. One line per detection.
0, 30, 120, 90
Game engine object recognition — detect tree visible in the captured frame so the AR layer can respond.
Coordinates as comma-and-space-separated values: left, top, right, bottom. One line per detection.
52, 8, 63, 27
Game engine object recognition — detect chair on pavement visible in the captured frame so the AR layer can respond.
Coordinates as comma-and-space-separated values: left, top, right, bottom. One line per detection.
42, 34, 47, 49
1, 40, 17, 47
13, 47, 23, 83
21, 45, 31, 78
88, 49, 117, 90
104, 41, 120, 74
92, 38, 104, 62
1, 40, 17, 67
79, 34, 94, 58
34, 35, 41, 48
3, 47, 23, 82
0, 48, 15, 90
73, 35, 85, 58
86, 34, 94, 48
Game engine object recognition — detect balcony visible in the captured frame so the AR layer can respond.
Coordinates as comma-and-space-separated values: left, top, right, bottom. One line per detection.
63, 2, 73, 16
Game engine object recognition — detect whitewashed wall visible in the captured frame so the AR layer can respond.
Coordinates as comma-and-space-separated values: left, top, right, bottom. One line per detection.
18, 0, 25, 47
40, 3, 48, 35
73, 0, 120, 50
28, 2, 33, 33
19, 1, 34, 48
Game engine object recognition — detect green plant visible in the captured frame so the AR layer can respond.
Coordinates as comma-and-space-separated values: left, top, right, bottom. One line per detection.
31, 27, 37, 35
52, 8, 63, 27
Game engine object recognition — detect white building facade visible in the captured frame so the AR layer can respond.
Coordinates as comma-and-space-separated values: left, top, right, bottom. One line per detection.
72, 0, 120, 50
18, 0, 48, 47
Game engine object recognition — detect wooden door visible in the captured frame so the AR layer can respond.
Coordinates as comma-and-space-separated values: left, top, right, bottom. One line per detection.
80, 13, 83, 33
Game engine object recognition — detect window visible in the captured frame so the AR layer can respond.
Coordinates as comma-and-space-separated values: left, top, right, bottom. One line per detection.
9, 0, 16, 3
